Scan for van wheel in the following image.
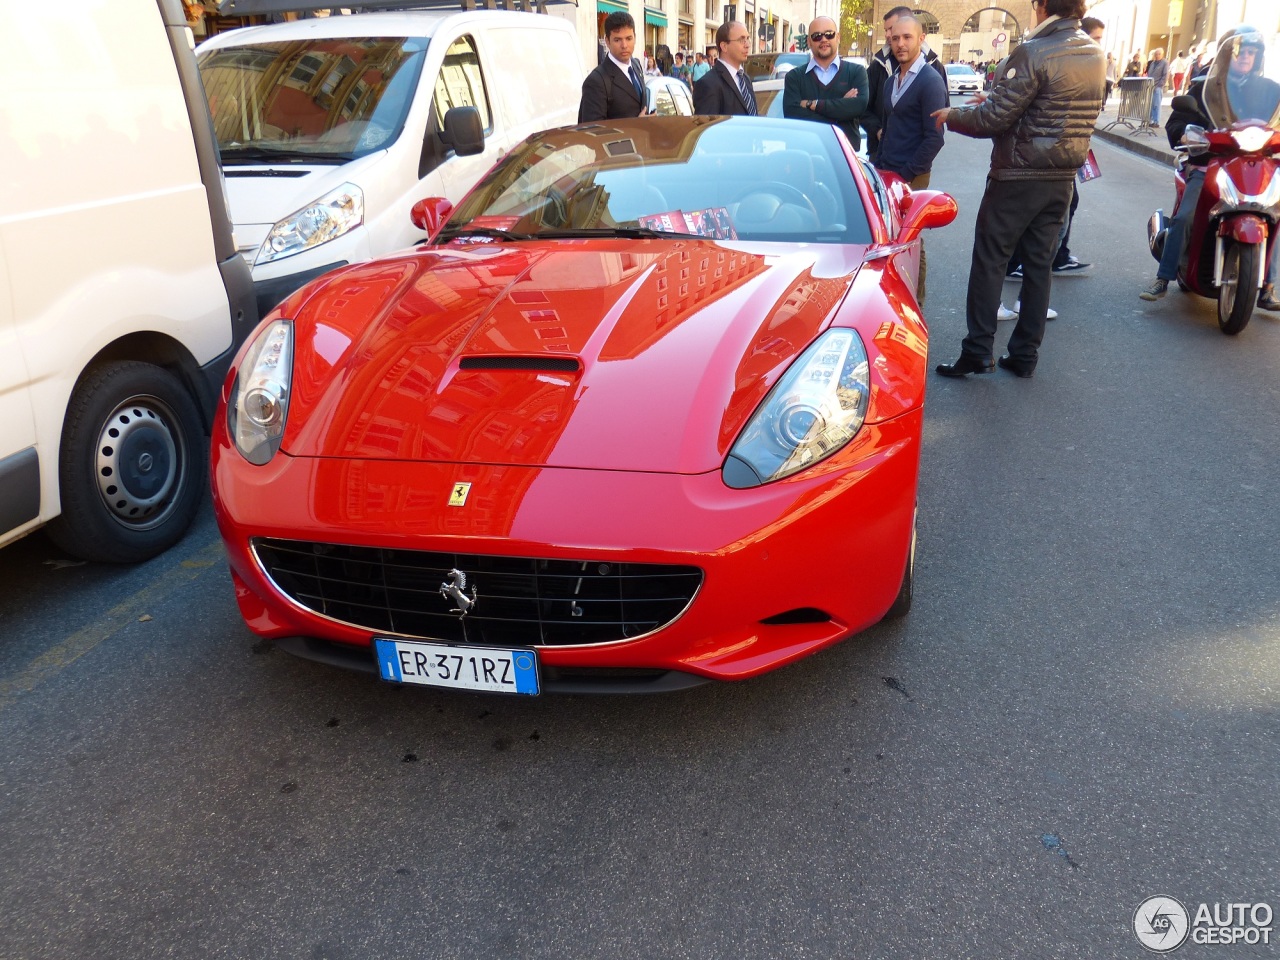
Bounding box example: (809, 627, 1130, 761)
(47, 361, 205, 563)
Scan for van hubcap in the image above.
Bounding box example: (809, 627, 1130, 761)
(94, 399, 183, 526)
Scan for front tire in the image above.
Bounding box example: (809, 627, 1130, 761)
(47, 361, 206, 563)
(884, 511, 916, 621)
(1218, 240, 1260, 335)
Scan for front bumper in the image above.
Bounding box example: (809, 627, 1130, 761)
(212, 410, 922, 685)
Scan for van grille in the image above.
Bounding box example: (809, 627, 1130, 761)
(252, 538, 703, 647)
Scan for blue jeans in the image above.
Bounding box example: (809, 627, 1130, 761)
(1149, 88, 1162, 125)
(1158, 168, 1203, 281)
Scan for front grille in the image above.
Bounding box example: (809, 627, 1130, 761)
(252, 538, 703, 647)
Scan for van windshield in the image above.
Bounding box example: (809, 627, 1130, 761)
(198, 37, 428, 163)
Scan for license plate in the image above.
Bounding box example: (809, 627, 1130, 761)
(374, 638, 539, 695)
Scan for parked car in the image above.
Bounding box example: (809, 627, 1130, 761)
(0, 0, 256, 563)
(212, 116, 957, 695)
(196, 6, 585, 316)
(945, 62, 982, 96)
(743, 51, 809, 81)
(753, 77, 786, 117)
(647, 75, 694, 115)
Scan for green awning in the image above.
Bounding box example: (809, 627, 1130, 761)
(597, 0, 627, 10)
(644, 8, 666, 25)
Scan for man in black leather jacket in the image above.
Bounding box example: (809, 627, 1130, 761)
(931, 0, 1104, 378)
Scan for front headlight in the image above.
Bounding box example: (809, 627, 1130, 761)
(1231, 127, 1274, 154)
(723, 328, 870, 489)
(229, 319, 293, 465)
(256, 183, 363, 265)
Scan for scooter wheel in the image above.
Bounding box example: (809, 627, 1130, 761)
(1218, 240, 1260, 335)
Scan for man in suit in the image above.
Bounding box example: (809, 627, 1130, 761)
(782, 16, 869, 149)
(694, 21, 758, 116)
(578, 12, 649, 123)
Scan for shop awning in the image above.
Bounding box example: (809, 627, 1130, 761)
(644, 8, 666, 26)
(597, 0, 627, 11)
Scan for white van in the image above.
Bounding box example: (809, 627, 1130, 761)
(196, 3, 585, 313)
(0, 0, 257, 563)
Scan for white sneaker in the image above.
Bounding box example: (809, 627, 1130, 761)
(996, 302, 1018, 321)
(1013, 299, 1058, 320)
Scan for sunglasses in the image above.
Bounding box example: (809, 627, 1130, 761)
(809, 30, 837, 41)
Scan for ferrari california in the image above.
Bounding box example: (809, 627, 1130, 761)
(211, 116, 956, 695)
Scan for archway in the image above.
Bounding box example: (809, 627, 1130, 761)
(960, 7, 1023, 64)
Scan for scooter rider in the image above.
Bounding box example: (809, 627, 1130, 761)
(1140, 27, 1280, 307)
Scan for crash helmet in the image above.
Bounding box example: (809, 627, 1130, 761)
(1203, 26, 1279, 129)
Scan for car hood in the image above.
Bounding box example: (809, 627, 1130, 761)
(278, 239, 900, 473)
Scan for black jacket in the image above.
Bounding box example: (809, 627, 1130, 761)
(579, 58, 646, 123)
(694, 60, 757, 115)
(945, 17, 1104, 181)
(782, 60, 870, 149)
(863, 44, 946, 154)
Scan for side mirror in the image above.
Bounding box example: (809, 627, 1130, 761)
(1183, 123, 1210, 156)
(410, 197, 453, 238)
(897, 190, 958, 244)
(441, 106, 485, 157)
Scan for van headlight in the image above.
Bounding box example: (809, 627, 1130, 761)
(229, 319, 293, 465)
(256, 183, 363, 264)
(722, 328, 870, 488)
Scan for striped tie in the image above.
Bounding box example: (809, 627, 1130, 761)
(736, 69, 757, 115)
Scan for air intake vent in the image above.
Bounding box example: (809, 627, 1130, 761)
(251, 539, 703, 647)
(759, 608, 832, 625)
(459, 356, 580, 372)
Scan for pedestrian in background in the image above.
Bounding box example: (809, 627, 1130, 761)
(1145, 48, 1167, 127)
(578, 12, 649, 122)
(1124, 53, 1141, 77)
(691, 51, 710, 81)
(783, 17, 869, 149)
(694, 21, 757, 116)
(1170, 49, 1189, 92)
(1104, 53, 1116, 102)
(931, 0, 1104, 380)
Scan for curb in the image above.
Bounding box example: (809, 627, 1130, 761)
(1092, 124, 1177, 167)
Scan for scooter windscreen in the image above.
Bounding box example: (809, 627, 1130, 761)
(1203, 28, 1280, 130)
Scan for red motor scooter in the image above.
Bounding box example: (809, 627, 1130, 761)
(1148, 110, 1280, 334)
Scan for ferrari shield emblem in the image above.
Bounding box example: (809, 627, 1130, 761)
(448, 482, 471, 507)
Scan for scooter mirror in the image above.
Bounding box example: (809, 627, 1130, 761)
(1183, 124, 1210, 156)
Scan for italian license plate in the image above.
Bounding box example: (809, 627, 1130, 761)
(373, 638, 539, 695)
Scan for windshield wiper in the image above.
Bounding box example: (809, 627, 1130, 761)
(533, 227, 695, 240)
(219, 145, 350, 164)
(435, 226, 535, 243)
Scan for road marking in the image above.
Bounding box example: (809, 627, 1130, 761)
(0, 539, 226, 713)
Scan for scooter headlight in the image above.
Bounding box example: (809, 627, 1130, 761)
(1231, 127, 1274, 153)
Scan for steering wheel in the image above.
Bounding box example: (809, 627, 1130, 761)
(733, 183, 819, 219)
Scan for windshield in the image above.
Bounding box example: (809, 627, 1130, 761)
(744, 52, 808, 80)
(947, 64, 978, 75)
(443, 116, 872, 245)
(198, 37, 428, 162)
(1203, 31, 1280, 130)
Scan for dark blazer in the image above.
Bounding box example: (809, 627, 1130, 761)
(863, 45, 947, 156)
(579, 57, 646, 123)
(694, 60, 757, 115)
(872, 59, 948, 181)
(782, 59, 870, 149)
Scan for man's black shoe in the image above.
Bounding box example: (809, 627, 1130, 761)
(1259, 284, 1280, 312)
(997, 354, 1036, 378)
(935, 355, 995, 378)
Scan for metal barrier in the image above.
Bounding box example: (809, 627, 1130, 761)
(1102, 77, 1157, 136)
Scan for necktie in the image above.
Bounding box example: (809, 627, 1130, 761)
(631, 64, 644, 101)
(736, 69, 757, 115)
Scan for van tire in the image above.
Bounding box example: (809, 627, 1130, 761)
(47, 362, 206, 563)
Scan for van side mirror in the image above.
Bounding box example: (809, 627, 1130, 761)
(896, 191, 958, 245)
(441, 106, 485, 157)
(411, 197, 454, 238)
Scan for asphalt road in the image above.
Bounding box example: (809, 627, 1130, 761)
(1, 131, 1277, 960)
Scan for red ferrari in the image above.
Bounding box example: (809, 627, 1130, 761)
(211, 116, 956, 695)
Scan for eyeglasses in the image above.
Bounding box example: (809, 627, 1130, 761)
(809, 30, 837, 41)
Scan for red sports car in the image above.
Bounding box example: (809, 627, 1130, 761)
(211, 116, 956, 695)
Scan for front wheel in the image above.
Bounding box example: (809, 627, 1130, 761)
(883, 511, 916, 621)
(1218, 240, 1261, 335)
(47, 361, 206, 563)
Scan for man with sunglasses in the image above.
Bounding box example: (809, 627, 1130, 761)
(782, 18, 869, 150)
(694, 21, 758, 116)
(863, 4, 946, 163)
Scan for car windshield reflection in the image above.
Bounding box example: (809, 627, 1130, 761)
(444, 116, 873, 245)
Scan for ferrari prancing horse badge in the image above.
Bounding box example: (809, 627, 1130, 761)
(448, 482, 471, 507)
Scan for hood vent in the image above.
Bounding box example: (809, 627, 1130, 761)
(459, 356, 580, 372)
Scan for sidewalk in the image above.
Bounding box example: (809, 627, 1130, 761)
(1093, 99, 1178, 166)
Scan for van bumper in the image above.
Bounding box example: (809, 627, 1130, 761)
(253, 260, 348, 317)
